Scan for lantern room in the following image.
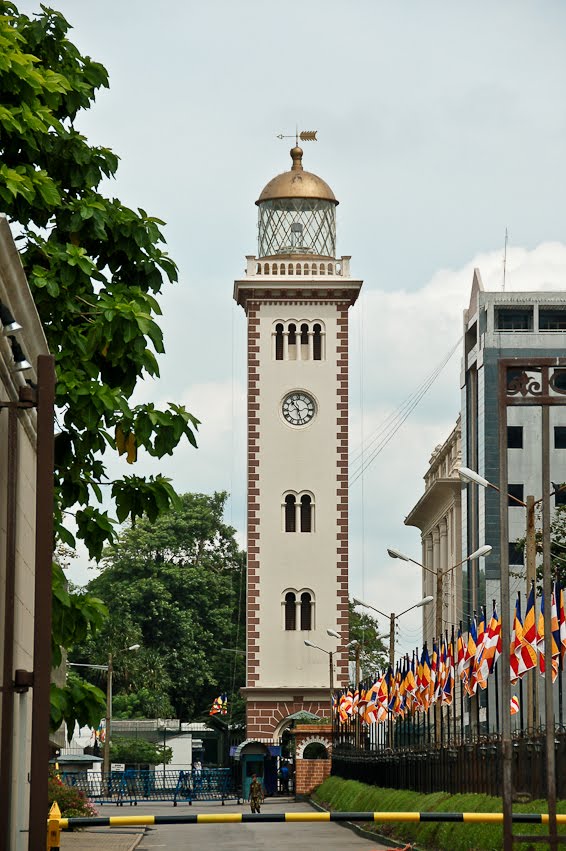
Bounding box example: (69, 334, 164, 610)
(256, 146, 338, 260)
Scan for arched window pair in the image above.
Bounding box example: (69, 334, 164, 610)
(283, 590, 314, 631)
(274, 321, 324, 361)
(283, 492, 314, 532)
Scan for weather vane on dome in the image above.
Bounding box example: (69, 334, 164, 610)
(276, 129, 318, 144)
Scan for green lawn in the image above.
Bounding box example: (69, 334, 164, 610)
(312, 776, 566, 851)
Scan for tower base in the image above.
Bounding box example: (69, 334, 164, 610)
(241, 687, 331, 739)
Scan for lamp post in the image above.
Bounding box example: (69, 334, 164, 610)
(387, 544, 492, 647)
(351, 596, 433, 668)
(304, 628, 354, 720)
(69, 646, 141, 778)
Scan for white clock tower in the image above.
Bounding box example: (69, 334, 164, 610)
(234, 145, 363, 740)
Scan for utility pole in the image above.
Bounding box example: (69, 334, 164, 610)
(389, 613, 395, 669)
(103, 653, 113, 779)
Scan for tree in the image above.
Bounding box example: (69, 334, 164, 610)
(0, 2, 199, 560)
(50, 558, 107, 736)
(72, 493, 247, 722)
(109, 738, 172, 767)
(349, 601, 388, 680)
(0, 2, 199, 732)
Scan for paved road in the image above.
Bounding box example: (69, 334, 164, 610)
(91, 799, 392, 851)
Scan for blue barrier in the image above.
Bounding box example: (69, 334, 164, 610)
(61, 768, 240, 806)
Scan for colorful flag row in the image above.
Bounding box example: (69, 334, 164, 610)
(334, 582, 566, 725)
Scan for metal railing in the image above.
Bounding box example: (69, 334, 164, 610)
(60, 768, 239, 806)
(332, 732, 566, 800)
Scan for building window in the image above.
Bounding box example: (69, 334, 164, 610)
(288, 323, 297, 357)
(284, 592, 296, 630)
(275, 324, 284, 360)
(555, 427, 566, 449)
(555, 484, 566, 507)
(495, 307, 533, 331)
(313, 323, 322, 360)
(285, 495, 296, 532)
(272, 321, 325, 361)
(539, 308, 566, 330)
(300, 592, 312, 630)
(508, 484, 524, 506)
(507, 426, 523, 448)
(508, 542, 524, 566)
(300, 495, 312, 532)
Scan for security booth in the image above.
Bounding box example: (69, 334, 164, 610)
(232, 740, 281, 800)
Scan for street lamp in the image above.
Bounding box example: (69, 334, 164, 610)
(352, 596, 433, 668)
(387, 544, 492, 644)
(304, 632, 347, 717)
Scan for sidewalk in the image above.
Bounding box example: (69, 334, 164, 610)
(60, 827, 145, 850)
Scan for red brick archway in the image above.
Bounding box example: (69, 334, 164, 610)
(292, 724, 332, 796)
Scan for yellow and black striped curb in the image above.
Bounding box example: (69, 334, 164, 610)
(57, 811, 566, 829)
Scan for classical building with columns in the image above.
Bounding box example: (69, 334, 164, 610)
(405, 418, 462, 647)
(234, 145, 362, 740)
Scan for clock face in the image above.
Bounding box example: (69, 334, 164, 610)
(282, 392, 316, 426)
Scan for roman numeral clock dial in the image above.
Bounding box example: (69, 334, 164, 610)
(282, 391, 316, 426)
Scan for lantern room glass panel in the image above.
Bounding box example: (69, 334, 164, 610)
(257, 198, 336, 259)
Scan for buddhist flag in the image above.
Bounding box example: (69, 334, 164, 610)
(523, 584, 537, 648)
(478, 606, 501, 689)
(209, 694, 228, 715)
(456, 627, 466, 681)
(515, 595, 537, 680)
(510, 695, 520, 716)
(538, 593, 559, 681)
(560, 585, 566, 662)
(442, 638, 455, 706)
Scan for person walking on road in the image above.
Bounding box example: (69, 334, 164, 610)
(249, 773, 264, 813)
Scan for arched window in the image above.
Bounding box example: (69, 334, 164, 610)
(263, 263, 269, 275)
(300, 592, 312, 631)
(313, 324, 322, 361)
(285, 592, 296, 631)
(275, 324, 284, 360)
(303, 742, 328, 759)
(300, 323, 309, 346)
(285, 494, 296, 532)
(279, 263, 285, 275)
(300, 494, 312, 532)
(287, 323, 296, 359)
(288, 263, 294, 275)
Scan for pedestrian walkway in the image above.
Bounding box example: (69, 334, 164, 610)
(60, 828, 144, 850)
(57, 799, 395, 850)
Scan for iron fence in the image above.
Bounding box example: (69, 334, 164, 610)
(332, 732, 566, 800)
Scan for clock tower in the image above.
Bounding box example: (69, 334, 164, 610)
(234, 145, 363, 739)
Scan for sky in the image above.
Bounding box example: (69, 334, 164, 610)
(19, 0, 566, 656)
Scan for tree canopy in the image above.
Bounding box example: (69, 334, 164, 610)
(0, 2, 199, 559)
(72, 493, 246, 722)
(349, 601, 388, 680)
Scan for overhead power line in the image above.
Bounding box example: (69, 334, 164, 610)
(349, 337, 461, 488)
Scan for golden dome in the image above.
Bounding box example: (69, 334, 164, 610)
(256, 146, 338, 206)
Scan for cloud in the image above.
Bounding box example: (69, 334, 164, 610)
(348, 242, 566, 652)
